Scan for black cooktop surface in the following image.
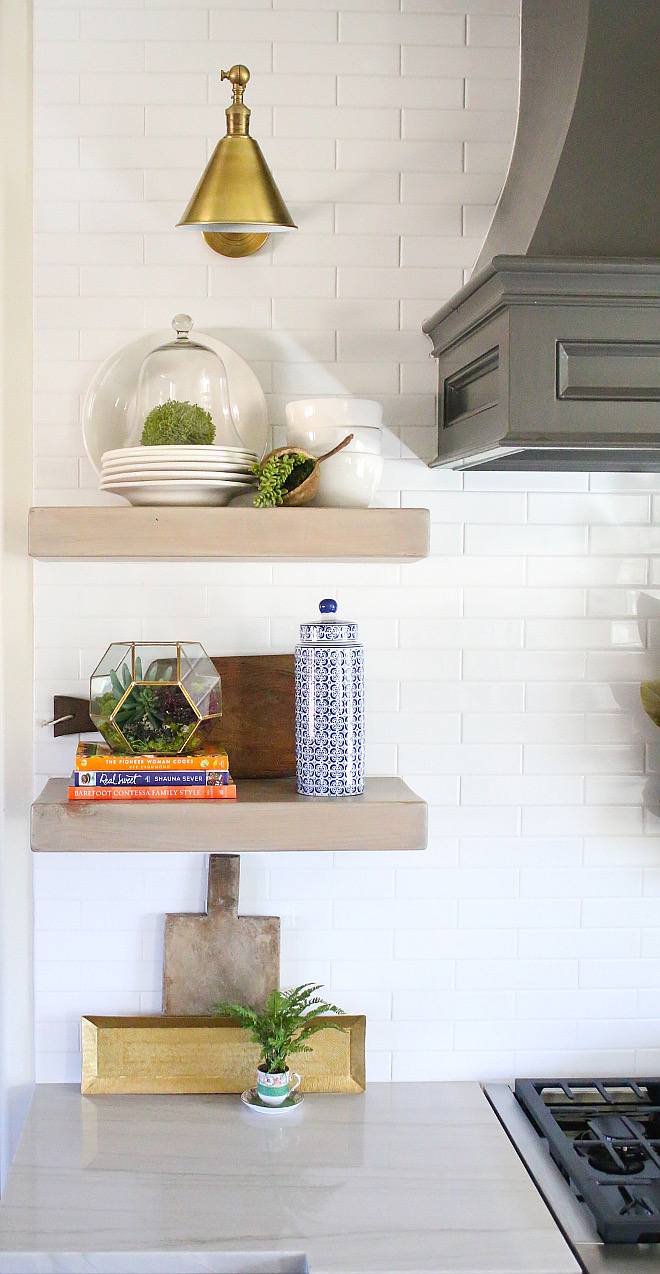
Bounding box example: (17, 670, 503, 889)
(515, 1078, 660, 1243)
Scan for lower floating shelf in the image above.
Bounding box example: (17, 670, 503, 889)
(31, 776, 428, 853)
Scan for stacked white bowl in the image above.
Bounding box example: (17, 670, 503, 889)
(285, 399, 383, 508)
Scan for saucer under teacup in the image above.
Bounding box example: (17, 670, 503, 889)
(241, 1087, 304, 1114)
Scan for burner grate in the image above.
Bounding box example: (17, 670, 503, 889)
(515, 1078, 660, 1243)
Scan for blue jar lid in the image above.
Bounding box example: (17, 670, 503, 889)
(299, 599, 358, 643)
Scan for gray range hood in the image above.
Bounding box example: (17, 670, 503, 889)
(423, 0, 660, 471)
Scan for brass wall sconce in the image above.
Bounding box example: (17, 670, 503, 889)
(177, 64, 297, 258)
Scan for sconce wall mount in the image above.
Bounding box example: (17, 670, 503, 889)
(178, 65, 297, 258)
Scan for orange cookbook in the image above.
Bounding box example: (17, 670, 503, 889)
(68, 783, 237, 801)
(75, 742, 229, 772)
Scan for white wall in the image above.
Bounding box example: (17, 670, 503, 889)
(33, 0, 660, 1084)
(1, 0, 34, 1186)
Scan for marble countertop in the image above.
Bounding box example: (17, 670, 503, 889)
(0, 1082, 579, 1274)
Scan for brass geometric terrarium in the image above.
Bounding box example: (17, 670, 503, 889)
(89, 642, 222, 755)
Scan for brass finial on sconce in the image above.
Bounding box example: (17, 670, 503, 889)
(177, 63, 297, 258)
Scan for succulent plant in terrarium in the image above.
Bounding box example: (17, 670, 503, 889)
(89, 642, 222, 755)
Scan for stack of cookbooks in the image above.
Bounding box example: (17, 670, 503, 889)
(68, 743, 237, 800)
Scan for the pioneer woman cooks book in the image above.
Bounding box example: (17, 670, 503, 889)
(75, 742, 229, 771)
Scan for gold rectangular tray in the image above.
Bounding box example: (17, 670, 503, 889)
(81, 1014, 365, 1096)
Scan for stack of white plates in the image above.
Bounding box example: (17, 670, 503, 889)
(99, 445, 258, 507)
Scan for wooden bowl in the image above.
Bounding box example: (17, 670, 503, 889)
(257, 435, 354, 508)
(260, 446, 320, 507)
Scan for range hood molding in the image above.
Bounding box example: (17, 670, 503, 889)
(424, 0, 660, 472)
(424, 258, 660, 472)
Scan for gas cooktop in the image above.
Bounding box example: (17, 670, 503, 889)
(515, 1078, 660, 1245)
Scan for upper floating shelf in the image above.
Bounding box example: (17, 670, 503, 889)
(28, 507, 430, 561)
(31, 776, 428, 854)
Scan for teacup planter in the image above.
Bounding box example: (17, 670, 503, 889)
(215, 982, 345, 1115)
(256, 1065, 301, 1107)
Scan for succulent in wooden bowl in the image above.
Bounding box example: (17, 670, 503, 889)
(252, 435, 353, 508)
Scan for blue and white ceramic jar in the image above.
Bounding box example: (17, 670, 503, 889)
(295, 599, 364, 797)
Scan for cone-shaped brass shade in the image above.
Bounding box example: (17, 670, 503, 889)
(177, 64, 296, 257)
(178, 135, 296, 233)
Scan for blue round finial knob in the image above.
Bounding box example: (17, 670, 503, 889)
(319, 598, 337, 614)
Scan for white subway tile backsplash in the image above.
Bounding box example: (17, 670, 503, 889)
(591, 527, 660, 555)
(528, 556, 648, 587)
(522, 806, 644, 836)
(337, 139, 464, 173)
(273, 42, 399, 76)
(402, 108, 516, 142)
(80, 72, 207, 105)
(401, 170, 505, 203)
(81, 8, 208, 41)
(32, 0, 660, 1085)
(399, 234, 483, 268)
(464, 77, 518, 109)
(401, 617, 523, 647)
(339, 12, 466, 44)
(274, 106, 400, 140)
(519, 930, 641, 959)
(338, 75, 464, 110)
(330, 958, 454, 991)
(402, 0, 518, 10)
(456, 958, 578, 989)
(34, 103, 145, 138)
(35, 38, 145, 73)
(529, 493, 651, 525)
(401, 43, 519, 79)
(276, 235, 399, 268)
(34, 9, 80, 39)
(464, 139, 516, 171)
(146, 41, 271, 75)
(466, 14, 520, 44)
(211, 11, 337, 42)
(79, 136, 207, 169)
(466, 524, 589, 555)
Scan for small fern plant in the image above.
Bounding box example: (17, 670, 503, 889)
(214, 982, 345, 1074)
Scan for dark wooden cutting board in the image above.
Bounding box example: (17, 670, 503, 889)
(53, 652, 295, 779)
(209, 653, 295, 779)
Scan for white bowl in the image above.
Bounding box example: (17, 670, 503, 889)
(315, 451, 384, 508)
(286, 421, 382, 456)
(285, 397, 383, 430)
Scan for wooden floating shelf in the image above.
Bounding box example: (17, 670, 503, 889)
(28, 506, 430, 561)
(31, 776, 428, 853)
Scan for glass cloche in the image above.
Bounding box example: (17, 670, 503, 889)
(125, 314, 243, 448)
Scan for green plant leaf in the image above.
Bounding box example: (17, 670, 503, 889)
(109, 669, 124, 700)
(213, 982, 346, 1073)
